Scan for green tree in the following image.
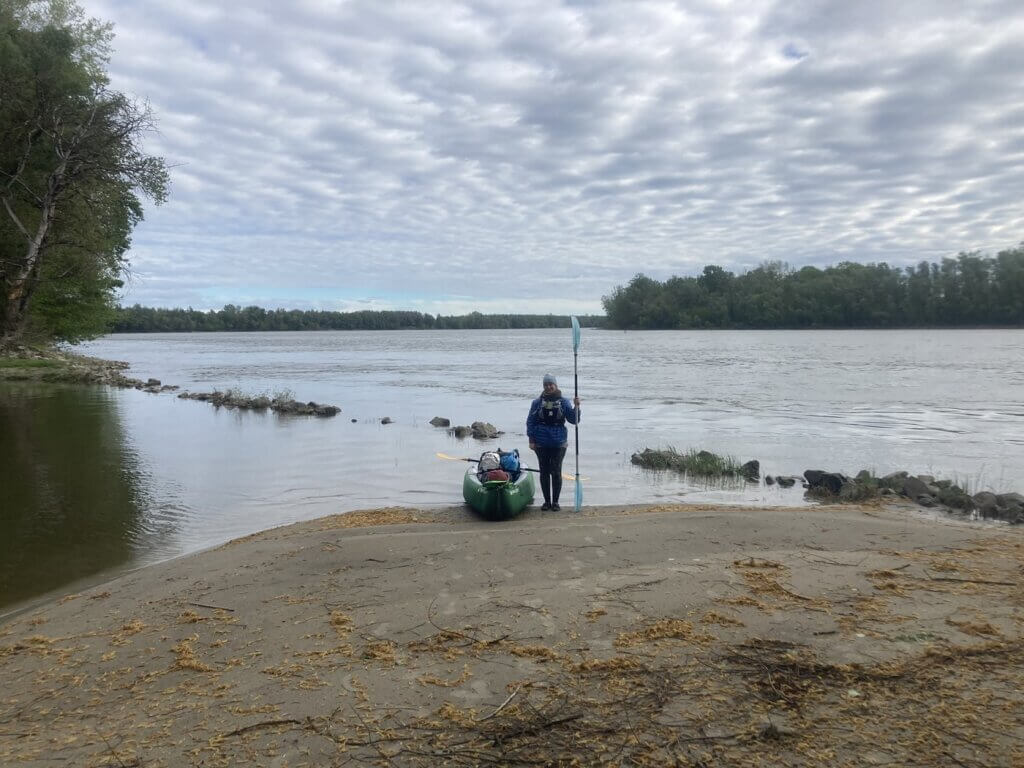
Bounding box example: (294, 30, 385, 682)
(601, 249, 1023, 330)
(992, 245, 1024, 324)
(0, 0, 168, 345)
(601, 274, 664, 329)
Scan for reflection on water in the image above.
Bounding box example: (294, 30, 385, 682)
(0, 384, 159, 610)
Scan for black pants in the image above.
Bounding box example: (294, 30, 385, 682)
(534, 445, 567, 504)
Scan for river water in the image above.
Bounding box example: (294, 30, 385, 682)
(2, 328, 1021, 611)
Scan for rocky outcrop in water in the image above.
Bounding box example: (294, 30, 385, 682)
(802, 468, 1023, 524)
(429, 417, 450, 427)
(448, 421, 503, 439)
(177, 390, 340, 417)
(631, 448, 759, 480)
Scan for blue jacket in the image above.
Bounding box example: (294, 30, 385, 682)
(527, 395, 579, 447)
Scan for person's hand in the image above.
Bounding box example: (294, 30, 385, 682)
(529, 441, 536, 451)
(573, 396, 581, 407)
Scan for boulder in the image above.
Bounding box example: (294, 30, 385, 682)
(740, 460, 760, 481)
(776, 476, 797, 488)
(764, 475, 776, 486)
(804, 470, 848, 495)
(804, 469, 827, 487)
(943, 493, 974, 511)
(901, 476, 933, 500)
(429, 417, 450, 427)
(878, 471, 908, 491)
(996, 492, 1024, 507)
(380, 416, 392, 424)
(450, 426, 472, 438)
(970, 492, 996, 513)
(936, 485, 974, 511)
(471, 421, 501, 439)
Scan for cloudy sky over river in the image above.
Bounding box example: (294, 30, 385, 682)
(83, 0, 1024, 314)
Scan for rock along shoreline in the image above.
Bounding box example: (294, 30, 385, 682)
(0, 344, 342, 417)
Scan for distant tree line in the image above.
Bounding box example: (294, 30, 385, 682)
(602, 247, 1024, 329)
(111, 305, 606, 333)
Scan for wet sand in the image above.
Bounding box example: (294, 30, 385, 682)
(1, 502, 1021, 767)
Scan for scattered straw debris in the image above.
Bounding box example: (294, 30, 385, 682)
(734, 557, 786, 569)
(172, 636, 216, 673)
(318, 507, 446, 530)
(362, 640, 397, 663)
(716, 594, 769, 610)
(109, 618, 148, 646)
(507, 644, 562, 661)
(946, 618, 1003, 637)
(701, 610, 746, 627)
(615, 618, 709, 648)
(575, 657, 645, 673)
(329, 611, 352, 640)
(418, 666, 473, 687)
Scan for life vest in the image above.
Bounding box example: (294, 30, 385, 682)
(538, 396, 565, 426)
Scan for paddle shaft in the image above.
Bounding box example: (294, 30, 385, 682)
(573, 349, 579, 474)
(570, 316, 583, 511)
(444, 456, 545, 475)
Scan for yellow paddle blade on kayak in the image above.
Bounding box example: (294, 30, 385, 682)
(436, 452, 471, 462)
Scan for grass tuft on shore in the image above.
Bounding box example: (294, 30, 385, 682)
(0, 358, 62, 368)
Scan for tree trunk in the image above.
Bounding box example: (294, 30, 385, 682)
(1, 162, 64, 346)
(1, 197, 58, 346)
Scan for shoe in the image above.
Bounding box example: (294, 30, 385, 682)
(540, 502, 551, 511)
(551, 503, 560, 511)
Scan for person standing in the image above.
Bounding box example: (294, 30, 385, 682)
(527, 374, 580, 511)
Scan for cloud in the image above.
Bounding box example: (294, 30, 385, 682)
(80, 0, 1024, 312)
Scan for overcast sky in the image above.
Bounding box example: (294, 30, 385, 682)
(82, 0, 1024, 315)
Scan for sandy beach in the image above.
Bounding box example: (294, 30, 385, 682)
(1, 501, 1021, 767)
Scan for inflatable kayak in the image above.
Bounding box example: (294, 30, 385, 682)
(463, 465, 536, 521)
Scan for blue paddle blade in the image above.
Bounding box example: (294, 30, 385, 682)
(571, 315, 581, 351)
(574, 478, 583, 512)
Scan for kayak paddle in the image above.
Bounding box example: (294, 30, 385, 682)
(571, 315, 582, 512)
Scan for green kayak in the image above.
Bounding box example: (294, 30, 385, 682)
(463, 465, 536, 521)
